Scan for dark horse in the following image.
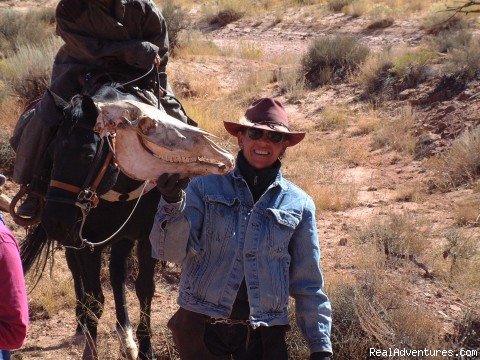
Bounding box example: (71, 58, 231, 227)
(22, 85, 162, 360)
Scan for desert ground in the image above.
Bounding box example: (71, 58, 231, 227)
(0, 0, 479, 359)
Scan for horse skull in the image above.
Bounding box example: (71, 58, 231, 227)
(94, 100, 235, 180)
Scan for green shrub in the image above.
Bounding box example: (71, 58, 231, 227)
(0, 9, 55, 55)
(301, 35, 369, 87)
(160, 0, 189, 52)
(0, 36, 63, 104)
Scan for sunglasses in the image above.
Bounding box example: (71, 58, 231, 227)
(246, 128, 285, 144)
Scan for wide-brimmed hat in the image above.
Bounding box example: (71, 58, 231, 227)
(223, 98, 306, 146)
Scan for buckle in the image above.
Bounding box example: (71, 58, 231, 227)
(78, 188, 96, 202)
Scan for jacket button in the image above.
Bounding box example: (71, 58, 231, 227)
(247, 201, 253, 207)
(245, 252, 255, 258)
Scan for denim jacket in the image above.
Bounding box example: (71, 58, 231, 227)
(149, 167, 332, 354)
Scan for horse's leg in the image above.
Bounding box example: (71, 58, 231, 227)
(109, 239, 138, 360)
(65, 248, 87, 338)
(76, 249, 104, 360)
(135, 239, 158, 360)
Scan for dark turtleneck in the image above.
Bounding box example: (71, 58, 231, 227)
(236, 151, 281, 203)
(230, 151, 281, 320)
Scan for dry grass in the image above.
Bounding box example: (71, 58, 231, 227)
(326, 263, 443, 359)
(394, 182, 425, 203)
(180, 98, 243, 141)
(426, 126, 480, 191)
(230, 68, 275, 106)
(351, 110, 380, 136)
(175, 30, 223, 58)
(0, 36, 63, 104)
(283, 135, 361, 211)
(317, 105, 350, 132)
(371, 105, 416, 154)
(233, 40, 264, 60)
(27, 258, 76, 320)
(454, 198, 480, 226)
(0, 9, 55, 55)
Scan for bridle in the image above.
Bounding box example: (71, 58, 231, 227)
(46, 127, 149, 251)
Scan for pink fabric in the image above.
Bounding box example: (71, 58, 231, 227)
(0, 222, 28, 350)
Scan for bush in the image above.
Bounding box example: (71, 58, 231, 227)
(301, 35, 369, 87)
(357, 212, 428, 256)
(0, 129, 14, 174)
(160, 0, 189, 52)
(327, 0, 354, 12)
(0, 9, 55, 55)
(203, 1, 245, 26)
(328, 270, 443, 358)
(422, 2, 468, 35)
(428, 29, 472, 53)
(445, 38, 480, 81)
(0, 36, 63, 104)
(358, 48, 436, 99)
(426, 126, 480, 191)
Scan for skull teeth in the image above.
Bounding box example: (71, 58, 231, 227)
(151, 153, 222, 166)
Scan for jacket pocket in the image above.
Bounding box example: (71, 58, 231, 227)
(205, 195, 240, 242)
(266, 208, 300, 253)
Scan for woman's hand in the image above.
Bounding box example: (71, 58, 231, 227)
(156, 173, 190, 203)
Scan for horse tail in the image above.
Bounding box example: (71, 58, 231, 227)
(20, 225, 54, 288)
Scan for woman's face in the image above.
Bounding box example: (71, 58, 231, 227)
(237, 128, 289, 170)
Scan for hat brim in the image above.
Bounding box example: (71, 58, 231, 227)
(223, 121, 305, 147)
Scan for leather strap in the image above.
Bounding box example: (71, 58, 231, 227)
(50, 180, 81, 194)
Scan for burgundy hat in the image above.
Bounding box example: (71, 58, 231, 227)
(223, 98, 306, 146)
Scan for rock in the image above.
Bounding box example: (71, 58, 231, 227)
(450, 304, 462, 312)
(338, 238, 348, 246)
(398, 88, 417, 100)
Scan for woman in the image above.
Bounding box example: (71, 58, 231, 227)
(150, 98, 332, 359)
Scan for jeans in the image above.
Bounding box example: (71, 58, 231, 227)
(0, 350, 11, 360)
